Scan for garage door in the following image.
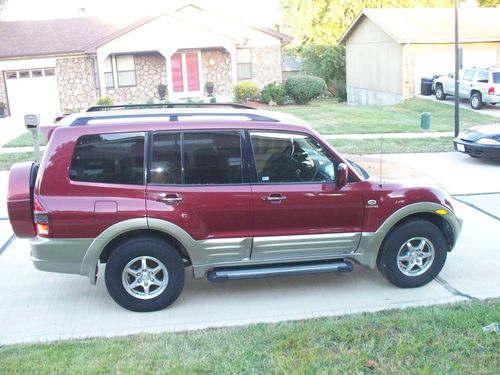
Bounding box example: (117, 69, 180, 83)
(5, 68, 61, 120)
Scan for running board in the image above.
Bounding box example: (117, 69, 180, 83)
(207, 260, 353, 283)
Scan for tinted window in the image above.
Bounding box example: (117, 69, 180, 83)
(70, 132, 145, 184)
(151, 132, 182, 184)
(477, 71, 489, 83)
(462, 70, 475, 81)
(183, 132, 242, 184)
(493, 72, 500, 84)
(250, 131, 337, 183)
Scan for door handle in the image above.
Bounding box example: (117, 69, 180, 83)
(156, 193, 183, 204)
(261, 194, 287, 202)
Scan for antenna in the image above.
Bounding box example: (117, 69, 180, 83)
(379, 135, 383, 187)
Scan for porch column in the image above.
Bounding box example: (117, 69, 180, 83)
(96, 52, 109, 98)
(159, 48, 178, 100)
(224, 44, 238, 96)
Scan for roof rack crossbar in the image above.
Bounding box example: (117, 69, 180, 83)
(85, 103, 257, 112)
(70, 112, 279, 125)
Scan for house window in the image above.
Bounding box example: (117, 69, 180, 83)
(116, 55, 136, 87)
(44, 68, 55, 76)
(236, 48, 252, 80)
(6, 71, 17, 79)
(103, 57, 114, 89)
(19, 70, 30, 78)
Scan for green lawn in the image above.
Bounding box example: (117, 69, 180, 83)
(3, 130, 47, 148)
(272, 98, 497, 134)
(0, 152, 37, 171)
(1, 299, 498, 374)
(330, 137, 454, 155)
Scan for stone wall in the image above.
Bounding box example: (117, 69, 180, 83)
(107, 52, 166, 103)
(201, 49, 232, 95)
(57, 57, 97, 111)
(251, 46, 282, 87)
(0, 72, 9, 116)
(402, 45, 416, 100)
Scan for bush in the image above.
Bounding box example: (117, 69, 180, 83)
(260, 82, 286, 105)
(96, 96, 113, 106)
(233, 81, 259, 103)
(285, 75, 326, 104)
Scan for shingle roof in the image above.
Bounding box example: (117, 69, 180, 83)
(0, 17, 130, 58)
(339, 7, 500, 45)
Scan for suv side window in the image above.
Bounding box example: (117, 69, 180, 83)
(462, 70, 475, 81)
(150, 132, 182, 184)
(70, 132, 145, 185)
(184, 132, 243, 184)
(476, 71, 489, 83)
(250, 131, 337, 183)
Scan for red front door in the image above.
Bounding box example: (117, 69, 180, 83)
(171, 52, 200, 93)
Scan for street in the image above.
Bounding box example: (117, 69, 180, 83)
(0, 151, 499, 345)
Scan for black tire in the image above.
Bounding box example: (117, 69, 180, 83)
(377, 219, 448, 288)
(435, 84, 446, 100)
(470, 92, 483, 110)
(105, 236, 185, 312)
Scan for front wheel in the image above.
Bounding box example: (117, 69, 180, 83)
(470, 92, 483, 110)
(105, 237, 185, 312)
(377, 219, 448, 288)
(435, 84, 446, 100)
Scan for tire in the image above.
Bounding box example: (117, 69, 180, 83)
(470, 92, 483, 110)
(105, 236, 185, 312)
(435, 84, 446, 100)
(377, 219, 448, 288)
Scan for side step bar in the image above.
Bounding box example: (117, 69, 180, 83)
(207, 260, 353, 283)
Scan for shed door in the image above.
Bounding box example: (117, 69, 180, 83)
(5, 68, 61, 119)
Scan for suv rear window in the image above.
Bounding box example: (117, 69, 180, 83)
(493, 72, 500, 84)
(70, 132, 145, 185)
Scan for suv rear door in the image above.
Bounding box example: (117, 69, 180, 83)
(145, 130, 253, 262)
(248, 131, 365, 261)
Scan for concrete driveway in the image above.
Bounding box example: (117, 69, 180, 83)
(417, 94, 500, 118)
(0, 152, 499, 345)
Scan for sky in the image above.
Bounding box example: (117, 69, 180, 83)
(1, 0, 280, 27)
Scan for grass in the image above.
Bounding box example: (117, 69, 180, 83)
(3, 131, 47, 148)
(0, 152, 37, 171)
(272, 98, 497, 134)
(0, 299, 498, 374)
(329, 137, 455, 155)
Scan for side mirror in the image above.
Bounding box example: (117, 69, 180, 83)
(337, 163, 348, 187)
(447, 73, 454, 78)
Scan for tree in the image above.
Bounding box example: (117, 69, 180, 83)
(279, 0, 455, 47)
(0, 0, 8, 15)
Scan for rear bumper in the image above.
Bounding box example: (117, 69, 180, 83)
(482, 94, 500, 104)
(31, 237, 93, 275)
(454, 138, 500, 159)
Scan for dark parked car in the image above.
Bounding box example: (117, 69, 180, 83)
(7, 103, 462, 312)
(454, 123, 500, 158)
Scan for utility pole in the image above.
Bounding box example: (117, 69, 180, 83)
(454, 0, 460, 138)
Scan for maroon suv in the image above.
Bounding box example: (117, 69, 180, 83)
(7, 104, 462, 312)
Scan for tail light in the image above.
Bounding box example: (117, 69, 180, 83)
(488, 87, 495, 95)
(33, 196, 49, 236)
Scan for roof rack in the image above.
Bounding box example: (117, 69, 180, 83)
(85, 102, 256, 112)
(69, 112, 279, 126)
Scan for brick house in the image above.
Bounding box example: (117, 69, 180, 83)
(0, 3, 291, 118)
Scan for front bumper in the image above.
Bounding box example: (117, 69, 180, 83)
(454, 138, 500, 159)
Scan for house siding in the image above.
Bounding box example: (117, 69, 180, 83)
(106, 52, 166, 103)
(57, 57, 96, 111)
(201, 49, 232, 95)
(251, 45, 282, 87)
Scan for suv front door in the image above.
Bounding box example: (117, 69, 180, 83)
(248, 131, 365, 261)
(146, 131, 253, 263)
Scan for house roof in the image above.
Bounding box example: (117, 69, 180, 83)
(338, 7, 500, 45)
(0, 4, 291, 59)
(0, 17, 130, 59)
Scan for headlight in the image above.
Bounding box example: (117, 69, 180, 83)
(475, 138, 500, 145)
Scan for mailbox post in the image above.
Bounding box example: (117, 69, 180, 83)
(24, 114, 41, 162)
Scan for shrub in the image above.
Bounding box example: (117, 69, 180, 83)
(233, 81, 259, 103)
(260, 82, 286, 105)
(285, 75, 326, 104)
(157, 84, 167, 99)
(96, 96, 113, 106)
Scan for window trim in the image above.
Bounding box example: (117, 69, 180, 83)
(116, 54, 137, 88)
(236, 48, 253, 81)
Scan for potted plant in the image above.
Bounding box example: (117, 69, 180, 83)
(205, 81, 215, 96)
(0, 102, 5, 117)
(157, 84, 167, 100)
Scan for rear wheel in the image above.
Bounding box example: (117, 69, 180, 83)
(377, 219, 448, 288)
(435, 84, 446, 100)
(470, 92, 483, 110)
(105, 237, 185, 312)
